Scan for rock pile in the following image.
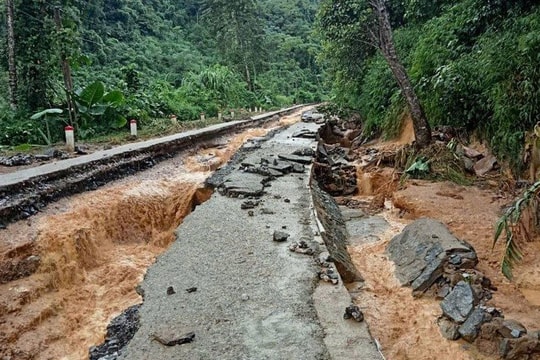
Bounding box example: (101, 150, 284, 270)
(387, 218, 540, 359)
(313, 141, 357, 196)
(89, 304, 141, 360)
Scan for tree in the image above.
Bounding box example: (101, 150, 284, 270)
(15, 0, 56, 111)
(319, 0, 432, 147)
(202, 0, 266, 91)
(5, 0, 17, 110)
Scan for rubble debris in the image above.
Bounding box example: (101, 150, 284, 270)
(186, 287, 197, 293)
(313, 162, 357, 196)
(499, 320, 527, 339)
(278, 154, 313, 164)
(292, 129, 317, 139)
(301, 110, 325, 123)
(385, 217, 540, 357)
(151, 331, 195, 347)
(458, 307, 488, 342)
(166, 286, 175, 295)
(319, 267, 339, 285)
(267, 158, 292, 170)
(474, 154, 498, 177)
(343, 305, 364, 322)
(89, 305, 141, 360)
(386, 218, 478, 293)
(241, 200, 261, 209)
(438, 317, 460, 340)
(0, 154, 34, 166)
(75, 145, 89, 155)
(313, 141, 357, 196)
(288, 241, 314, 255)
(273, 230, 290, 242)
(462, 146, 483, 159)
(440, 281, 476, 323)
(219, 173, 266, 197)
(292, 147, 315, 157)
(499, 334, 540, 359)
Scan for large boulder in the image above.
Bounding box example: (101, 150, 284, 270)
(386, 218, 477, 293)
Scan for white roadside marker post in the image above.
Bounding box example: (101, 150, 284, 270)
(130, 119, 137, 137)
(65, 125, 75, 152)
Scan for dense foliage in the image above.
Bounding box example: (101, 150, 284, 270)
(0, 0, 323, 145)
(318, 0, 540, 173)
(2, 0, 540, 173)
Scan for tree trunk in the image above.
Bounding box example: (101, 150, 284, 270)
(372, 0, 432, 147)
(6, 0, 18, 110)
(244, 62, 252, 92)
(54, 6, 76, 126)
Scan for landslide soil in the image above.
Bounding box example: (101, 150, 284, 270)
(0, 113, 300, 360)
(348, 120, 540, 359)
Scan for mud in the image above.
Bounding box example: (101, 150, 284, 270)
(311, 110, 540, 359)
(0, 122, 290, 360)
(348, 173, 540, 359)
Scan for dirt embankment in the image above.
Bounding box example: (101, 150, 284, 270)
(315, 112, 540, 359)
(350, 163, 540, 359)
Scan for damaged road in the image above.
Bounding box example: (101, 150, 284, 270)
(0, 106, 303, 226)
(113, 121, 382, 359)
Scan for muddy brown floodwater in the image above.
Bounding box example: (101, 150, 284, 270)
(0, 115, 298, 360)
(348, 136, 540, 359)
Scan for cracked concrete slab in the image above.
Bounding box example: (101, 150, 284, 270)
(120, 121, 382, 360)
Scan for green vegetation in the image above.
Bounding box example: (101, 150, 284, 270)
(317, 0, 539, 173)
(493, 180, 540, 279)
(0, 0, 323, 146)
(2, 0, 540, 172)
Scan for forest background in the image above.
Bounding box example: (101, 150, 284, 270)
(1, 0, 539, 174)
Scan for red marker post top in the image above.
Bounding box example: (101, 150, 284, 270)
(65, 125, 74, 131)
(130, 119, 137, 124)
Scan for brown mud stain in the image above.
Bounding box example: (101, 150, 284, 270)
(398, 113, 415, 145)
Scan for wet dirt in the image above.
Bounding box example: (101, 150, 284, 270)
(0, 120, 292, 360)
(348, 153, 540, 359)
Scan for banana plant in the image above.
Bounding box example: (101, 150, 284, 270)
(493, 180, 540, 279)
(72, 81, 127, 134)
(31, 108, 63, 145)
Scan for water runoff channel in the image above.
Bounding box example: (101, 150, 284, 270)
(0, 108, 331, 360)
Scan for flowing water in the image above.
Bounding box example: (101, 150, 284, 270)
(0, 121, 291, 360)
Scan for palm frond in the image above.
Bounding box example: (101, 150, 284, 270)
(494, 180, 540, 279)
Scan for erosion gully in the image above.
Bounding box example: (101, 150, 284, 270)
(0, 114, 299, 360)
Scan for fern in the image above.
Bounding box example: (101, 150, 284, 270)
(493, 181, 540, 279)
